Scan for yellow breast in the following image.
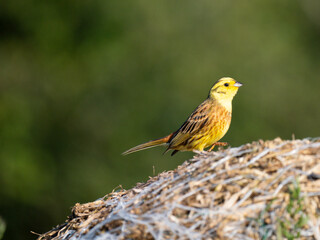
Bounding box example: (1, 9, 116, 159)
(182, 103, 231, 151)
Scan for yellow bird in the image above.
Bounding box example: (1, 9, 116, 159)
(123, 77, 242, 156)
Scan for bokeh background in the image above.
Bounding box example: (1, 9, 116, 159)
(0, 0, 320, 239)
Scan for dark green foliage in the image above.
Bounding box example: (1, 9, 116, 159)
(0, 217, 5, 240)
(0, 0, 319, 239)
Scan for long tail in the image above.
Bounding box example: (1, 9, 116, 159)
(122, 134, 173, 155)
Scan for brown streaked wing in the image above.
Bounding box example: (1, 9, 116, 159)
(169, 99, 214, 148)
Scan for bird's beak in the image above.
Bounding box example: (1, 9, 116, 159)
(234, 81, 243, 87)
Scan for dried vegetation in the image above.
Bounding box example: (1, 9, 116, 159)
(37, 138, 320, 239)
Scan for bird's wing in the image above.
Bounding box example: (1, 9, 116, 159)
(169, 100, 213, 147)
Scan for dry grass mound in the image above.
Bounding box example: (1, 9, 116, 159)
(37, 138, 320, 240)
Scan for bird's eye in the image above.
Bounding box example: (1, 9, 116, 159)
(224, 83, 229, 87)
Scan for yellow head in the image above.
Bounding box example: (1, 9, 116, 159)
(209, 77, 242, 111)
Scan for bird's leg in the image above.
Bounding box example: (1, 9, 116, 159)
(208, 144, 216, 152)
(208, 142, 229, 152)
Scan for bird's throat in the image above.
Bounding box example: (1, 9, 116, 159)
(216, 98, 232, 112)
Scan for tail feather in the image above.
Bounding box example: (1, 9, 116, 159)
(122, 134, 173, 155)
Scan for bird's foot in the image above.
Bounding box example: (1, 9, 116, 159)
(215, 142, 229, 147)
(208, 142, 229, 152)
(192, 150, 206, 155)
(191, 150, 211, 160)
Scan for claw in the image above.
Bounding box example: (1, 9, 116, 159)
(193, 150, 205, 155)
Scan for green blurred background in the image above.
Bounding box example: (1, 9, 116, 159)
(0, 0, 319, 239)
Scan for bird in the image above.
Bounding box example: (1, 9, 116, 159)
(122, 77, 242, 156)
